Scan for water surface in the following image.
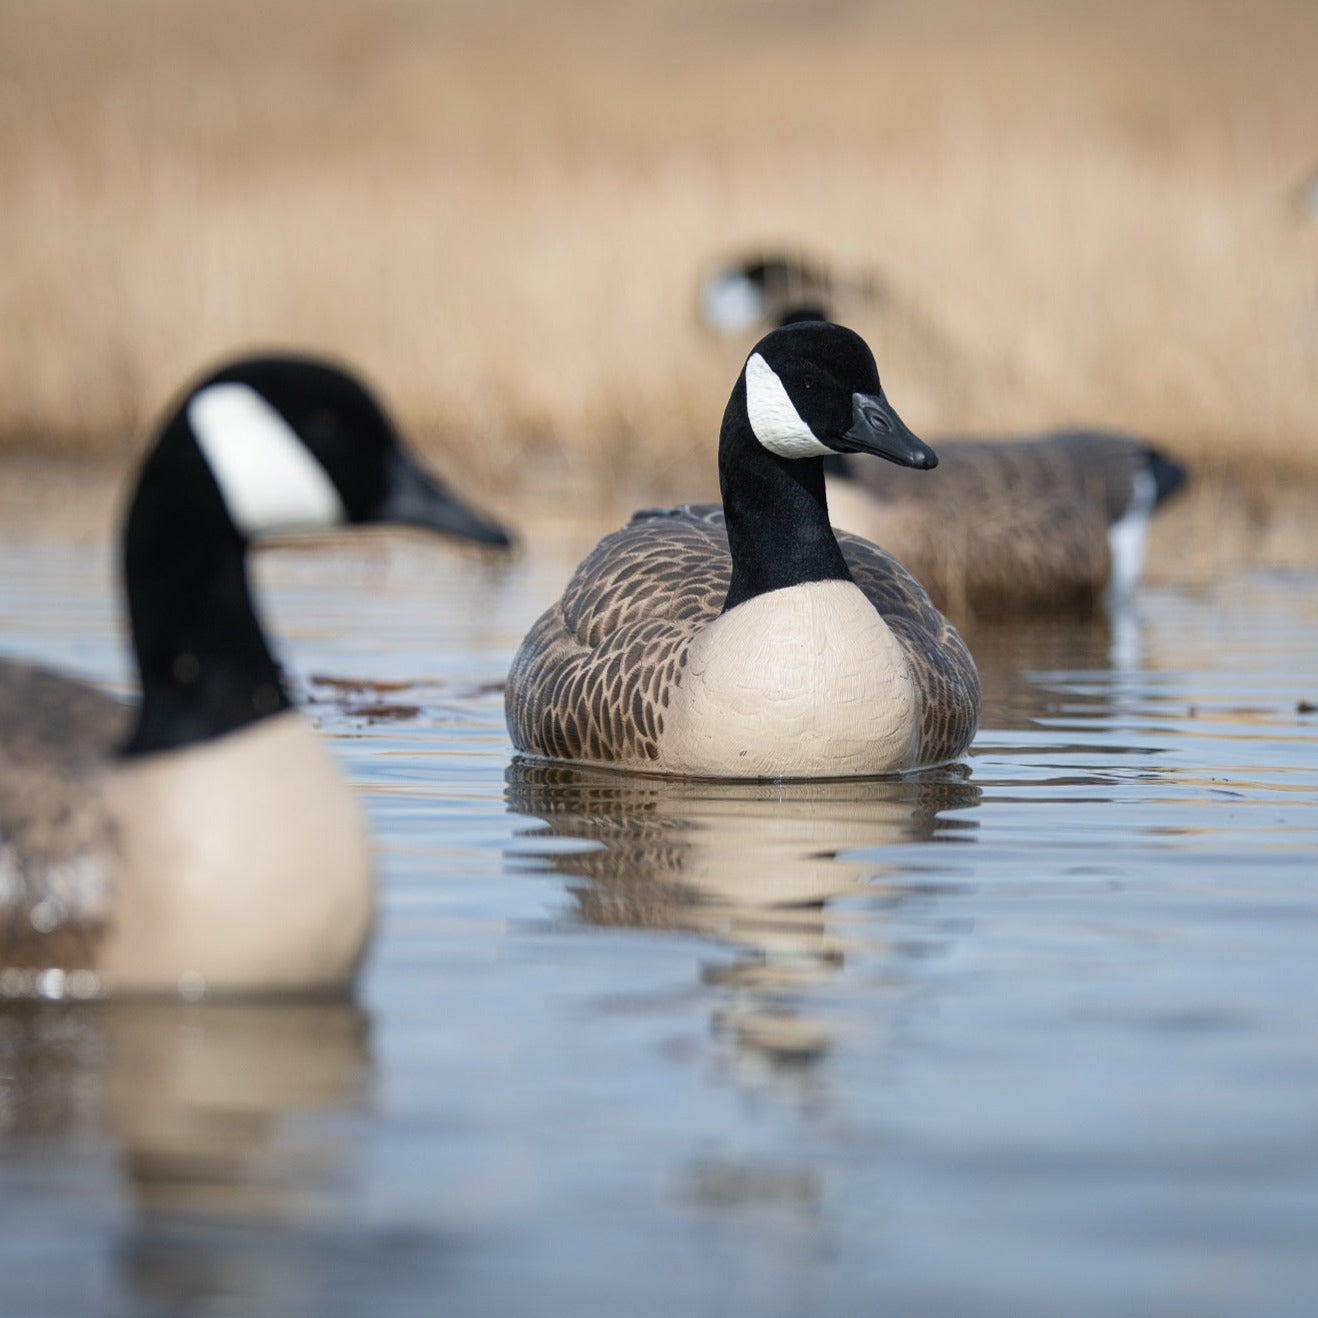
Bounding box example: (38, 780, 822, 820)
(1, 499, 1316, 1317)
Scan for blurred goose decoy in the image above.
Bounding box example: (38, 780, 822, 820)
(824, 428, 1187, 616)
(0, 355, 510, 997)
(506, 321, 979, 779)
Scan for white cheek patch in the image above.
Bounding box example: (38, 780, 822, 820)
(744, 353, 832, 459)
(188, 383, 347, 538)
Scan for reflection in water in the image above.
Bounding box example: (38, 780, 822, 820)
(0, 1003, 107, 1139)
(0, 1000, 371, 1311)
(508, 763, 980, 1072)
(966, 606, 1142, 730)
(104, 1001, 372, 1220)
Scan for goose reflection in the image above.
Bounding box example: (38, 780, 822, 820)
(507, 762, 980, 1071)
(103, 1000, 372, 1220)
(967, 607, 1146, 732)
(1, 999, 371, 1307)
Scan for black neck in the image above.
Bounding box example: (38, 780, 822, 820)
(119, 417, 291, 758)
(719, 377, 853, 613)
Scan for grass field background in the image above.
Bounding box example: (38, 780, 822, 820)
(2, 0, 1315, 500)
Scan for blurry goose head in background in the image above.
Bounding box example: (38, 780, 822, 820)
(699, 250, 883, 336)
(123, 354, 511, 755)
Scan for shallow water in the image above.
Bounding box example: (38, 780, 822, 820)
(1, 506, 1317, 1317)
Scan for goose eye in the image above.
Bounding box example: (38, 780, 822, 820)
(858, 401, 891, 433)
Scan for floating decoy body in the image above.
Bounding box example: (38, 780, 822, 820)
(0, 357, 509, 996)
(824, 430, 1187, 616)
(506, 322, 979, 779)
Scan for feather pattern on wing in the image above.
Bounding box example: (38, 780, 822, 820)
(0, 661, 129, 968)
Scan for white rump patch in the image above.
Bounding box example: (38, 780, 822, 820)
(744, 353, 831, 459)
(1106, 466, 1157, 603)
(188, 383, 346, 538)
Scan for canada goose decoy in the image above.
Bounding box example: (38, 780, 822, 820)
(824, 429, 1187, 617)
(0, 355, 510, 997)
(506, 322, 980, 779)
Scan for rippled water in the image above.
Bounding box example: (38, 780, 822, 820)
(1, 503, 1316, 1317)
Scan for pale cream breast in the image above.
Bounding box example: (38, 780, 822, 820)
(656, 580, 921, 778)
(99, 712, 373, 994)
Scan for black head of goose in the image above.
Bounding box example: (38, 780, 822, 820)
(0, 354, 510, 999)
(506, 321, 980, 779)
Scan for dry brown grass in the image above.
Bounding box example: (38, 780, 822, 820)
(2, 0, 1316, 500)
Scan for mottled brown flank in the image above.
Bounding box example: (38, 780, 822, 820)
(835, 434, 1151, 616)
(507, 508, 727, 766)
(505, 505, 980, 770)
(0, 661, 129, 968)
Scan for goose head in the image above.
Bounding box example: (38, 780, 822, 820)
(717, 322, 934, 611)
(180, 355, 511, 547)
(737, 320, 937, 471)
(121, 354, 510, 757)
